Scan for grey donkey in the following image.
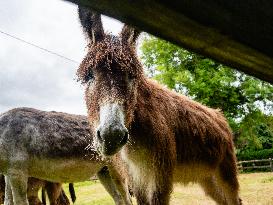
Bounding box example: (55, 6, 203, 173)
(0, 108, 132, 205)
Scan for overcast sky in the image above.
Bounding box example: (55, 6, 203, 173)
(0, 0, 124, 115)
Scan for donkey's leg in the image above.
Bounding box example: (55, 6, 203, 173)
(0, 174, 6, 204)
(134, 172, 172, 205)
(57, 189, 70, 205)
(27, 178, 44, 205)
(199, 176, 227, 205)
(97, 166, 123, 205)
(98, 166, 132, 205)
(134, 187, 149, 205)
(135, 179, 172, 205)
(150, 179, 172, 205)
(4, 176, 14, 205)
(108, 166, 133, 205)
(150, 164, 174, 205)
(8, 172, 29, 205)
(45, 182, 70, 205)
(216, 173, 241, 205)
(45, 182, 67, 205)
(216, 154, 242, 205)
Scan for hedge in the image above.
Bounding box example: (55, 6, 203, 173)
(236, 149, 273, 161)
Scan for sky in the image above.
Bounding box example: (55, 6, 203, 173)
(0, 0, 124, 115)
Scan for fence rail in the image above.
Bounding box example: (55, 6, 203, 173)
(237, 158, 273, 172)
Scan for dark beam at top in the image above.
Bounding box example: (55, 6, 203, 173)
(67, 0, 273, 84)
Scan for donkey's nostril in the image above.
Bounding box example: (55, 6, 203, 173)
(97, 130, 103, 142)
(120, 131, 129, 145)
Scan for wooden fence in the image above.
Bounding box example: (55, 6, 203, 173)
(237, 158, 273, 172)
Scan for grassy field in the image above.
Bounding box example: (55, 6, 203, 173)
(60, 172, 273, 205)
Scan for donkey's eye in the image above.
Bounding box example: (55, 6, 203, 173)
(84, 69, 94, 83)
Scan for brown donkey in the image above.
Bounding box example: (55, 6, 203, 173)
(77, 6, 241, 205)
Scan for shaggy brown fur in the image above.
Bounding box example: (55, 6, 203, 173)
(0, 175, 70, 205)
(77, 6, 241, 205)
(42, 182, 71, 205)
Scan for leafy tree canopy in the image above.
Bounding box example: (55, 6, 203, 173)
(236, 111, 273, 151)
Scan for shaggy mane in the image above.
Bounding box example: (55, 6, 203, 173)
(77, 35, 142, 85)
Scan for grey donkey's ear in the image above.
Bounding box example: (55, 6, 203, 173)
(78, 6, 104, 44)
(120, 25, 141, 46)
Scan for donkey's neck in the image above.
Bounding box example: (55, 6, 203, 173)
(134, 78, 180, 124)
(123, 78, 178, 167)
(129, 78, 179, 145)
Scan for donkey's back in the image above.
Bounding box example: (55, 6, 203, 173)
(0, 107, 104, 182)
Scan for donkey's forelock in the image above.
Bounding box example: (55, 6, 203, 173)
(77, 34, 142, 84)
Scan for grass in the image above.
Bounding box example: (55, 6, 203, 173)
(59, 172, 273, 205)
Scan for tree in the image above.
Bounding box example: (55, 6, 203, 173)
(140, 36, 273, 150)
(236, 111, 273, 150)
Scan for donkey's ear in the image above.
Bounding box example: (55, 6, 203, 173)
(78, 6, 104, 44)
(120, 25, 141, 46)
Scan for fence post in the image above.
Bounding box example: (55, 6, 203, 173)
(270, 158, 273, 172)
(269, 158, 273, 172)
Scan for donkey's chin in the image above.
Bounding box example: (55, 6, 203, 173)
(99, 144, 124, 157)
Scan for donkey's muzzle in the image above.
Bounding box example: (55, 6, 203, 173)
(96, 127, 129, 156)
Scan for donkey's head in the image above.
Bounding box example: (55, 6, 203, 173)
(77, 6, 142, 156)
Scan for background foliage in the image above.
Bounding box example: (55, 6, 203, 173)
(140, 36, 273, 157)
